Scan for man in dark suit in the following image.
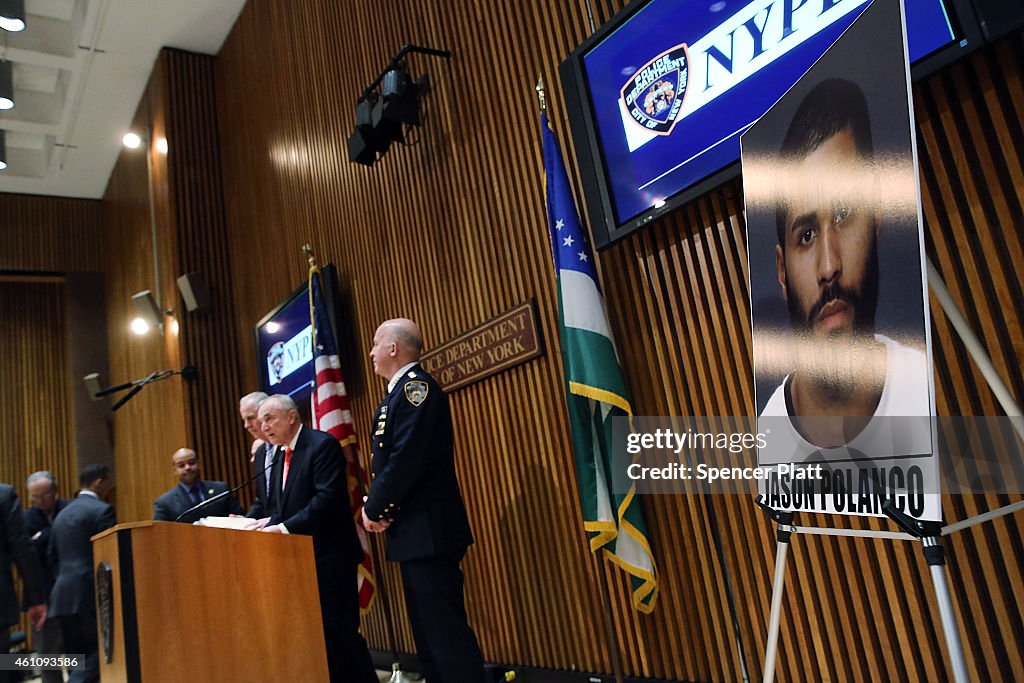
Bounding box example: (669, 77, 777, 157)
(258, 394, 377, 683)
(363, 318, 484, 683)
(24, 471, 71, 683)
(1, 483, 47, 683)
(239, 391, 278, 524)
(152, 448, 244, 523)
(49, 464, 117, 683)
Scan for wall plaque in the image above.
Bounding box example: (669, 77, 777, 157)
(421, 299, 543, 392)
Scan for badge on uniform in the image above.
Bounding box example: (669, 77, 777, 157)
(404, 380, 428, 406)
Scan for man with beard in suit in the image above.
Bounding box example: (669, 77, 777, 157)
(258, 395, 377, 683)
(23, 471, 70, 683)
(0, 483, 47, 683)
(49, 464, 116, 683)
(152, 448, 244, 523)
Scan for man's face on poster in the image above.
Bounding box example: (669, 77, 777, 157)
(775, 126, 879, 344)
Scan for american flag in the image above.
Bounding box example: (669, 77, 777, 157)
(309, 265, 375, 611)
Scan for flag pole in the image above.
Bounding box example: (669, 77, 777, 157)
(302, 244, 412, 682)
(536, 78, 625, 683)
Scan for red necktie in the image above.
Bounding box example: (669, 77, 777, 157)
(282, 447, 293, 489)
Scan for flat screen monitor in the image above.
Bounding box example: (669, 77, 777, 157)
(559, 0, 982, 249)
(255, 264, 343, 402)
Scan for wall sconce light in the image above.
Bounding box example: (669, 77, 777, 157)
(132, 290, 173, 335)
(0, 61, 15, 110)
(122, 132, 142, 149)
(123, 125, 173, 339)
(0, 0, 25, 32)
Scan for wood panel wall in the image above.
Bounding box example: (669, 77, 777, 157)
(0, 280, 76, 501)
(0, 191, 102, 492)
(86, 2, 1024, 681)
(0, 193, 102, 273)
(0, 279, 75, 644)
(101, 53, 190, 523)
(100, 49, 251, 522)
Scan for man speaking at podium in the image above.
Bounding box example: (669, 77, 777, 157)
(257, 394, 377, 683)
(152, 448, 243, 523)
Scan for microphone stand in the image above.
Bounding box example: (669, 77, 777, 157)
(93, 366, 197, 411)
(174, 459, 274, 523)
(110, 371, 162, 411)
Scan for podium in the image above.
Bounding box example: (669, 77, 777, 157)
(91, 521, 329, 682)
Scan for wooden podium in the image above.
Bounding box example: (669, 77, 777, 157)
(91, 521, 329, 682)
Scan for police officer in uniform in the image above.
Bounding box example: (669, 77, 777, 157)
(363, 318, 485, 683)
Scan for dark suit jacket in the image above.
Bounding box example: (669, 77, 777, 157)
(366, 364, 474, 562)
(152, 480, 244, 523)
(0, 484, 45, 628)
(247, 442, 281, 520)
(270, 426, 362, 569)
(48, 493, 116, 619)
(23, 497, 71, 591)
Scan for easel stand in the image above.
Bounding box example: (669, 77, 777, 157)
(755, 261, 1024, 682)
(755, 496, 972, 683)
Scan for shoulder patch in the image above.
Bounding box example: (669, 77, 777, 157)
(404, 380, 428, 407)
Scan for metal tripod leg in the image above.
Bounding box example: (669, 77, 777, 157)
(763, 538, 791, 683)
(923, 538, 969, 683)
(883, 501, 970, 683)
(755, 496, 794, 683)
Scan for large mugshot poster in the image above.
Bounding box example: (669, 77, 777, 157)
(742, 0, 940, 521)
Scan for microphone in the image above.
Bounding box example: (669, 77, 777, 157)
(174, 454, 277, 523)
(83, 373, 104, 401)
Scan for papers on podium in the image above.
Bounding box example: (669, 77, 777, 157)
(194, 516, 259, 530)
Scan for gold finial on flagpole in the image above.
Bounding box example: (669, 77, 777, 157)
(536, 76, 546, 114)
(302, 243, 318, 270)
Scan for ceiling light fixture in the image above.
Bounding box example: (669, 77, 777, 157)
(0, 61, 14, 110)
(0, 130, 6, 171)
(0, 0, 25, 32)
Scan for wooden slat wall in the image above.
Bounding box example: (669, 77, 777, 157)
(101, 53, 190, 524)
(0, 280, 76, 501)
(162, 49, 251, 499)
(0, 193, 102, 272)
(0, 279, 77, 644)
(87, 1, 1024, 680)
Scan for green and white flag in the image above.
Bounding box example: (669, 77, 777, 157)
(542, 112, 658, 612)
